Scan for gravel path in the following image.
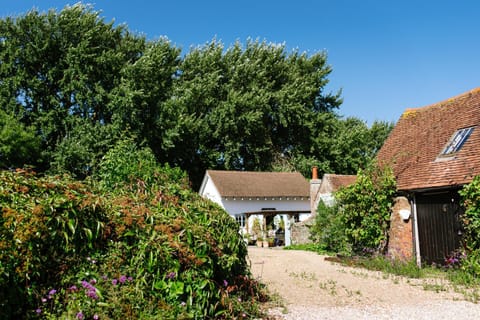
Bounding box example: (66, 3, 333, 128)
(247, 247, 480, 319)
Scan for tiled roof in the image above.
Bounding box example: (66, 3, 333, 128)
(376, 88, 480, 191)
(319, 174, 357, 194)
(206, 170, 310, 198)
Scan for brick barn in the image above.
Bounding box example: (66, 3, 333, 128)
(377, 88, 480, 265)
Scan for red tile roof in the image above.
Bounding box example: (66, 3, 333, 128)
(376, 88, 480, 191)
(319, 174, 357, 193)
(206, 170, 310, 198)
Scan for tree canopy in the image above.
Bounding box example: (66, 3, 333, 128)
(0, 4, 392, 187)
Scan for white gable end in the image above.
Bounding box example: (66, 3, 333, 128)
(198, 173, 224, 209)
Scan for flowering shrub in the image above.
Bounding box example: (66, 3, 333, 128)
(1, 144, 266, 319)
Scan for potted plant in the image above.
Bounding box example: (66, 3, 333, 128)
(262, 233, 269, 248)
(267, 237, 275, 247)
(256, 236, 264, 247)
(252, 217, 262, 245)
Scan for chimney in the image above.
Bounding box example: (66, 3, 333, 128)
(310, 166, 321, 215)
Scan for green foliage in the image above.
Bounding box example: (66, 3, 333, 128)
(283, 243, 327, 253)
(0, 169, 108, 317)
(0, 145, 265, 319)
(459, 175, 480, 251)
(97, 138, 185, 192)
(309, 200, 351, 255)
(49, 118, 120, 178)
(0, 4, 146, 171)
(334, 255, 424, 279)
(336, 163, 397, 254)
(0, 110, 41, 169)
(160, 39, 342, 186)
(458, 176, 480, 279)
(0, 5, 394, 188)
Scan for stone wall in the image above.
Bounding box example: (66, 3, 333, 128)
(388, 196, 413, 261)
(290, 219, 314, 245)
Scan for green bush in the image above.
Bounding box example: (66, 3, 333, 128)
(335, 163, 396, 255)
(308, 164, 395, 256)
(309, 200, 350, 255)
(0, 169, 108, 318)
(458, 176, 480, 279)
(0, 144, 266, 319)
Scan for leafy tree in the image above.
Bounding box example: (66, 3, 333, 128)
(0, 110, 41, 169)
(109, 39, 181, 151)
(49, 118, 120, 178)
(329, 118, 394, 175)
(273, 117, 393, 178)
(0, 5, 392, 187)
(0, 4, 145, 170)
(162, 39, 342, 185)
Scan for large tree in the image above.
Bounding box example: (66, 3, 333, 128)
(159, 40, 342, 185)
(0, 4, 146, 173)
(0, 5, 391, 186)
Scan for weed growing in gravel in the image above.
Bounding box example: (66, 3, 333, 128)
(318, 280, 337, 296)
(342, 286, 362, 298)
(288, 271, 317, 281)
(422, 282, 448, 293)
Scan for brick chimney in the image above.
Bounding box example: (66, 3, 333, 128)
(310, 166, 322, 215)
(312, 166, 318, 180)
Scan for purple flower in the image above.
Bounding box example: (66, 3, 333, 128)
(165, 272, 176, 280)
(93, 315, 99, 320)
(127, 276, 133, 282)
(69, 285, 78, 292)
(86, 289, 99, 300)
(112, 279, 118, 286)
(101, 275, 108, 281)
(119, 275, 127, 284)
(81, 280, 90, 288)
(41, 298, 47, 303)
(90, 279, 97, 285)
(49, 289, 57, 295)
(36, 308, 42, 314)
(76, 311, 84, 319)
(223, 280, 228, 287)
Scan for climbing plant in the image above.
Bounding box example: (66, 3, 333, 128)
(335, 163, 396, 254)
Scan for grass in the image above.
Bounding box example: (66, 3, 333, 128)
(324, 253, 480, 302)
(286, 244, 480, 302)
(283, 243, 330, 254)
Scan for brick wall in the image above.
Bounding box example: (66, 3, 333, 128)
(388, 196, 413, 261)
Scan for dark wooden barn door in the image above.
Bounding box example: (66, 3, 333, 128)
(416, 191, 463, 265)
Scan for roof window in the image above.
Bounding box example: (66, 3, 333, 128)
(439, 126, 474, 157)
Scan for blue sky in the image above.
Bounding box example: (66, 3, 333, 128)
(2, 1, 479, 124)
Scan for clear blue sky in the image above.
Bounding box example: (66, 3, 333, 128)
(2, 1, 479, 124)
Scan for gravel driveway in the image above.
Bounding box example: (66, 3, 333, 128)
(247, 247, 480, 319)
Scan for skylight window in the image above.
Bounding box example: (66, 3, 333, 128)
(440, 127, 474, 156)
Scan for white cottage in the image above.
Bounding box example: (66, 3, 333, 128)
(199, 170, 311, 245)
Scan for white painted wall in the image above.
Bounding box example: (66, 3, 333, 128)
(220, 198, 310, 215)
(199, 173, 311, 246)
(199, 174, 223, 205)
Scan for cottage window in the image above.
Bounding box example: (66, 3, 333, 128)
(439, 127, 474, 156)
(234, 214, 246, 227)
